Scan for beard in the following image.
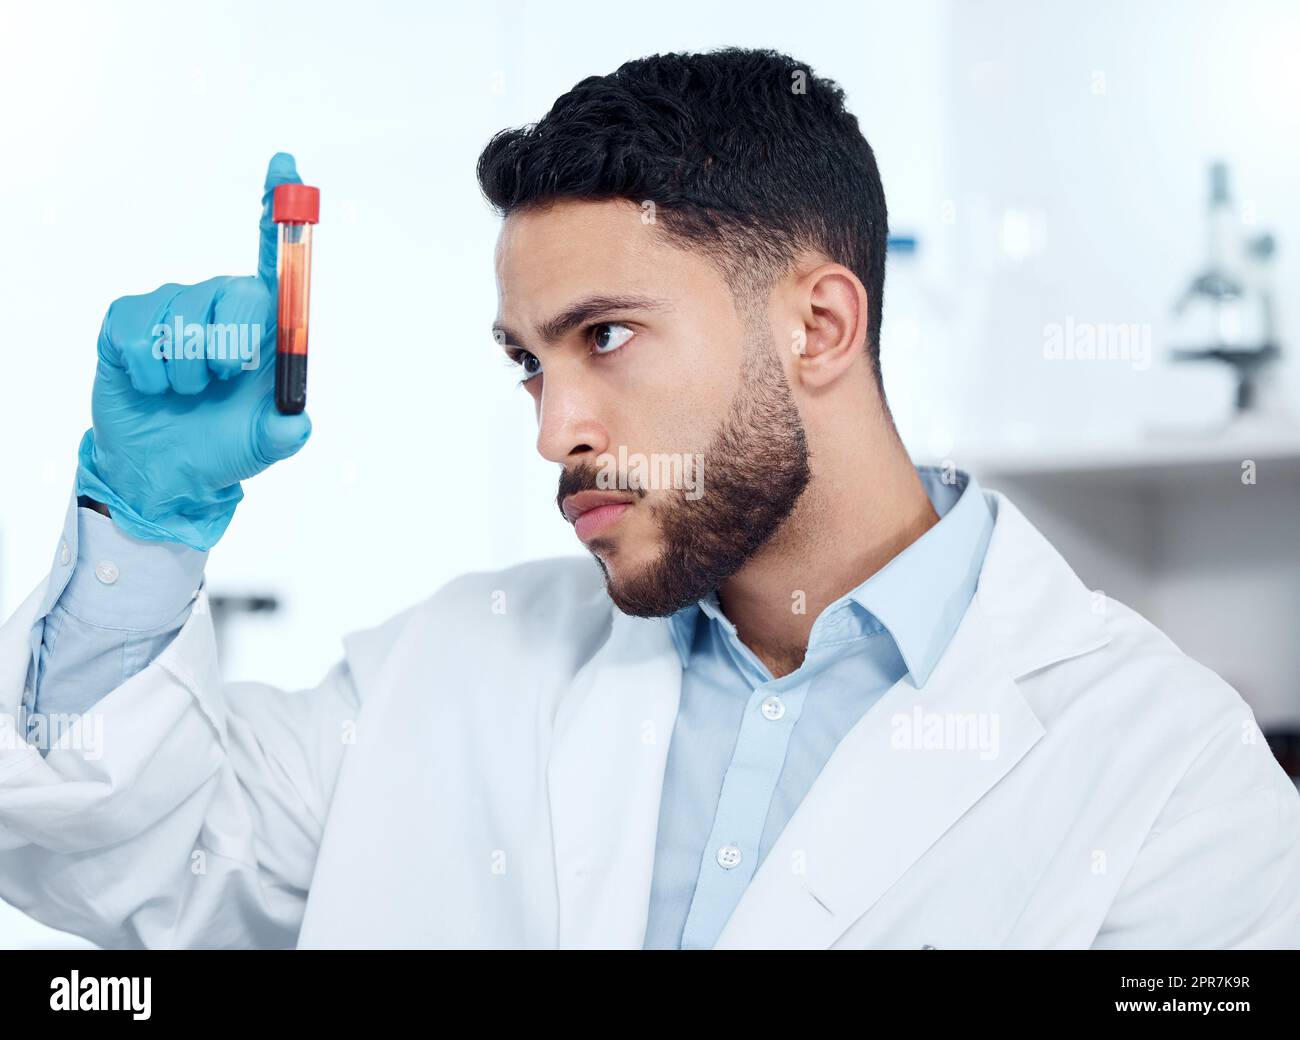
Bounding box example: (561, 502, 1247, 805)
(556, 315, 812, 617)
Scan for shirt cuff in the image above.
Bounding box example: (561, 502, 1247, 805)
(58, 506, 209, 631)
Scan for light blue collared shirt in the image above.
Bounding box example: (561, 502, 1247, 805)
(642, 466, 994, 948)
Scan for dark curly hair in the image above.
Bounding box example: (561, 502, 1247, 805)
(476, 47, 890, 384)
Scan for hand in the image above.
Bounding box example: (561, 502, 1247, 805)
(76, 153, 313, 550)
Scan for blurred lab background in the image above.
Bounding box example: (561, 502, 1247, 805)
(1, 0, 1298, 947)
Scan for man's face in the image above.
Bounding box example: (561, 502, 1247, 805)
(493, 198, 810, 616)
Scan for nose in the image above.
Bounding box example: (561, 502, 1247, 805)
(534, 377, 610, 466)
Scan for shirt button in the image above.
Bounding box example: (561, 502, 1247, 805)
(716, 844, 743, 869)
(94, 560, 119, 585)
(760, 695, 786, 721)
(58, 540, 71, 566)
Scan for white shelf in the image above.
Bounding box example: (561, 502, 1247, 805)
(947, 426, 1300, 490)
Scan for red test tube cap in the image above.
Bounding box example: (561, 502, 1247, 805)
(273, 184, 320, 224)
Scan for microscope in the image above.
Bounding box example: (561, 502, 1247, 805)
(1169, 162, 1286, 426)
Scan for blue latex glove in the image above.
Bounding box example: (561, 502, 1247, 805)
(76, 153, 313, 550)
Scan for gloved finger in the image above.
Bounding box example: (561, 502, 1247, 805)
(96, 283, 185, 395)
(158, 277, 229, 395)
(253, 399, 312, 466)
(210, 276, 274, 380)
(258, 152, 303, 290)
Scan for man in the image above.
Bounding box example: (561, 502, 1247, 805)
(0, 48, 1296, 949)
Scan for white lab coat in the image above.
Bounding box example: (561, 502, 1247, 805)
(0, 490, 1297, 949)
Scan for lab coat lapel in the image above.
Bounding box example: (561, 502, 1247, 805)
(546, 607, 683, 948)
(712, 600, 1044, 949)
(711, 490, 1112, 949)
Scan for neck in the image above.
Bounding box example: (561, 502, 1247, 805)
(717, 416, 939, 679)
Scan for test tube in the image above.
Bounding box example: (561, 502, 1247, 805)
(272, 183, 321, 414)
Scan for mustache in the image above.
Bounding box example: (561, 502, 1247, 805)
(556, 462, 648, 519)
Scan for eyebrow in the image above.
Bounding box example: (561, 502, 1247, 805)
(493, 293, 669, 350)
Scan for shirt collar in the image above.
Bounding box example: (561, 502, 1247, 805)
(667, 589, 727, 666)
(847, 466, 993, 686)
(666, 466, 994, 686)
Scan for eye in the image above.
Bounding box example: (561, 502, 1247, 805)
(591, 322, 634, 355)
(507, 348, 543, 383)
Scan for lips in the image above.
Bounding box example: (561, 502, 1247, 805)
(562, 490, 635, 542)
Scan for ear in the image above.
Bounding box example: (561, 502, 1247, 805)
(788, 263, 869, 389)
